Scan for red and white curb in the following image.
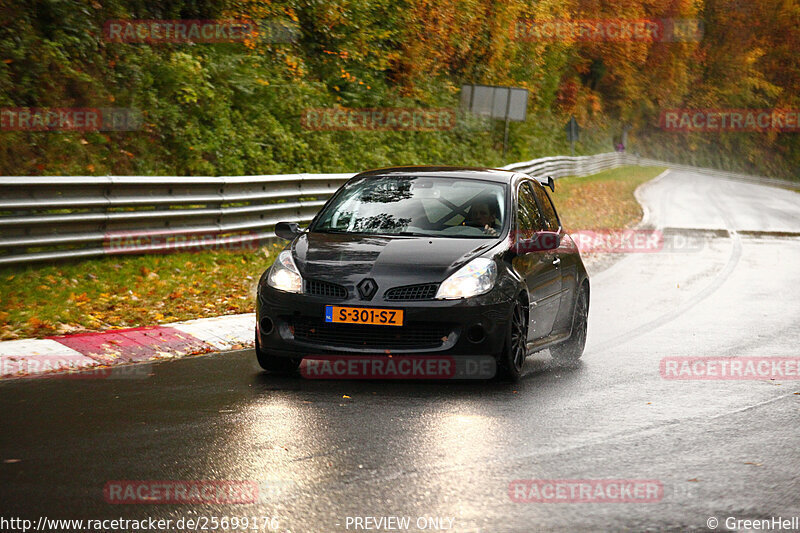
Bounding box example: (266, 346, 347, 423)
(0, 313, 255, 380)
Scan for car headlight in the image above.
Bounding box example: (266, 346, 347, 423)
(267, 250, 303, 293)
(435, 258, 497, 299)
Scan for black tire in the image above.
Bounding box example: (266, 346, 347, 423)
(497, 298, 529, 381)
(255, 335, 300, 373)
(550, 284, 588, 364)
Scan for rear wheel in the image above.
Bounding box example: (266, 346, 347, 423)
(255, 334, 300, 373)
(550, 284, 588, 364)
(497, 298, 528, 381)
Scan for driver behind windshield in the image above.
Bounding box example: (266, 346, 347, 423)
(465, 194, 501, 235)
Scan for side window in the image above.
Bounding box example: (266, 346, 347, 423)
(516, 182, 546, 239)
(533, 184, 560, 231)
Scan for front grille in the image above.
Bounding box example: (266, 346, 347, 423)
(384, 283, 439, 301)
(305, 279, 348, 299)
(291, 319, 451, 349)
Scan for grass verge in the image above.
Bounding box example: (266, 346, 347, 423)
(0, 244, 283, 341)
(0, 165, 666, 340)
(549, 165, 667, 230)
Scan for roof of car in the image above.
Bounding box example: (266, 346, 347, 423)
(352, 166, 521, 183)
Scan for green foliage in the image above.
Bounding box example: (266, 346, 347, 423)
(0, 0, 797, 178)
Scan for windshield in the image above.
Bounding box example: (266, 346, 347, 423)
(310, 176, 507, 238)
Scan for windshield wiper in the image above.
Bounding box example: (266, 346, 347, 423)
(313, 229, 434, 237)
(312, 228, 354, 234)
(393, 231, 431, 237)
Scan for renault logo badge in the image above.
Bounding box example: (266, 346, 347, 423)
(357, 278, 378, 300)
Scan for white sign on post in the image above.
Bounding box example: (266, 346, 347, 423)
(460, 84, 528, 122)
(461, 84, 529, 157)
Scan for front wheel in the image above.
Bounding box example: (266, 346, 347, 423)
(497, 299, 529, 381)
(550, 284, 588, 364)
(255, 335, 300, 373)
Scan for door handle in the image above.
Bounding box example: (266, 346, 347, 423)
(552, 257, 561, 266)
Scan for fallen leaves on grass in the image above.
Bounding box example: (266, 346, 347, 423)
(0, 247, 279, 340)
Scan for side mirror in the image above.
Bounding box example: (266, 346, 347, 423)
(546, 176, 555, 192)
(512, 230, 561, 254)
(274, 221, 301, 241)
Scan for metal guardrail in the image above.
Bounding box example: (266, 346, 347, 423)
(502, 152, 795, 188)
(0, 173, 355, 265)
(0, 153, 792, 265)
(502, 151, 628, 176)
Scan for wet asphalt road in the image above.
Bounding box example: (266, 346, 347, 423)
(2, 169, 800, 532)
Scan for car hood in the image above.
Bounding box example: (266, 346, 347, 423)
(292, 232, 497, 287)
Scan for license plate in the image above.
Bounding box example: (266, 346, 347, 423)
(325, 306, 403, 326)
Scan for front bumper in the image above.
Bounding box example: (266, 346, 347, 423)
(256, 284, 514, 359)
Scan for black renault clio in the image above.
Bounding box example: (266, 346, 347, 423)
(256, 166, 589, 379)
